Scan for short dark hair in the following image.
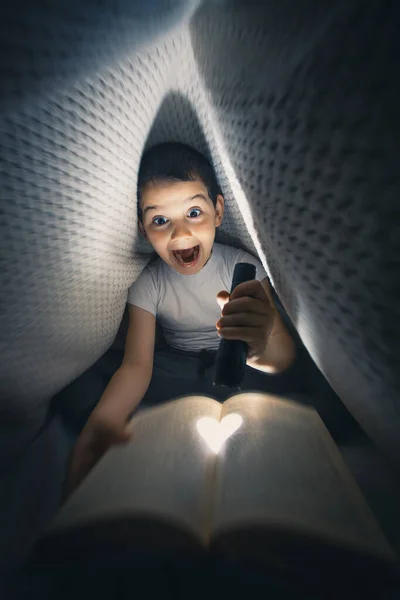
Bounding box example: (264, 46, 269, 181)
(137, 142, 222, 222)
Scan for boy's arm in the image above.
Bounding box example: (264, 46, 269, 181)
(92, 304, 156, 423)
(66, 305, 156, 495)
(246, 278, 296, 374)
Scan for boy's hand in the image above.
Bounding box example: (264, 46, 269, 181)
(65, 409, 132, 499)
(216, 279, 275, 361)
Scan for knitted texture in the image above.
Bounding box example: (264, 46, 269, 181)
(1, 0, 399, 464)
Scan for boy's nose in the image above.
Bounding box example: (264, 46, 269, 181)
(171, 223, 192, 241)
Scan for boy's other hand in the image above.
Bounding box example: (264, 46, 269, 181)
(216, 279, 275, 360)
(65, 410, 132, 499)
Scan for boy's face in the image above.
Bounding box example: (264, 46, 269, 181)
(139, 179, 224, 275)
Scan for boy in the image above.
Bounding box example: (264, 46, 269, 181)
(68, 142, 296, 491)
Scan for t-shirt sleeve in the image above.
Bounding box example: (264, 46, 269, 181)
(127, 266, 158, 316)
(234, 248, 269, 282)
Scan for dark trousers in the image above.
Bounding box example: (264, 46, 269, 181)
(142, 345, 306, 404)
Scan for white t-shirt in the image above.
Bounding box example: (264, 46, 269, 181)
(127, 242, 268, 352)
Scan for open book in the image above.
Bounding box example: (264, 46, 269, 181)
(32, 393, 398, 592)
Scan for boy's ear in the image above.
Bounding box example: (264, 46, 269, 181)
(215, 194, 225, 228)
(139, 221, 146, 238)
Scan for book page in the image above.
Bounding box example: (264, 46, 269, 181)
(214, 393, 392, 559)
(47, 396, 222, 545)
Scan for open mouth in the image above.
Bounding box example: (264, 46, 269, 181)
(171, 245, 200, 268)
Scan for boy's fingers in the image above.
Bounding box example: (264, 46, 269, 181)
(68, 430, 103, 480)
(70, 442, 107, 491)
(100, 419, 133, 444)
(218, 326, 260, 343)
(222, 296, 268, 316)
(217, 283, 271, 317)
(69, 434, 91, 477)
(113, 427, 133, 444)
(217, 312, 265, 328)
(72, 436, 97, 471)
(230, 280, 266, 302)
(66, 448, 92, 496)
(65, 424, 131, 499)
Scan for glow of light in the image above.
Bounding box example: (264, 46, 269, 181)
(196, 413, 243, 454)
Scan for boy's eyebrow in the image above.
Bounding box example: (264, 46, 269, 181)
(143, 205, 160, 215)
(143, 193, 208, 216)
(184, 193, 208, 204)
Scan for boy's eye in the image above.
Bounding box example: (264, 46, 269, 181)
(188, 208, 202, 218)
(152, 216, 168, 226)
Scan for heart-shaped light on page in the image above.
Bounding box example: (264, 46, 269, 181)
(196, 413, 243, 454)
